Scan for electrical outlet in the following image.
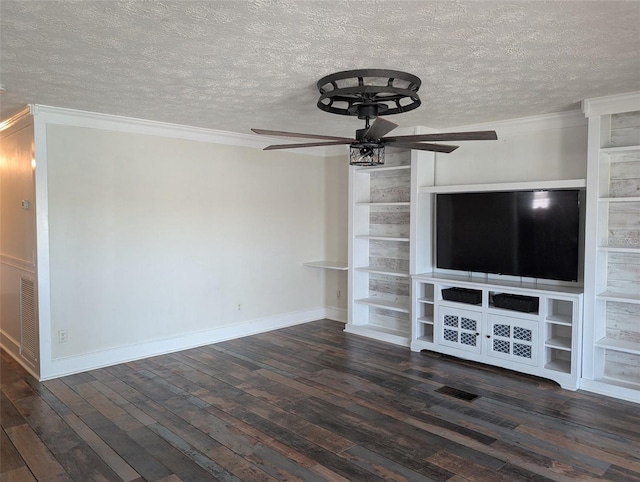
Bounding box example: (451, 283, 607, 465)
(336, 290, 341, 299)
(237, 303, 242, 311)
(58, 330, 68, 343)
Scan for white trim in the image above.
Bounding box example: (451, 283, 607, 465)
(0, 331, 21, 357)
(0, 331, 40, 380)
(0, 106, 33, 131)
(344, 324, 411, 347)
(420, 179, 586, 194)
(437, 110, 587, 137)
(30, 104, 346, 157)
(33, 113, 53, 380)
(0, 254, 36, 273)
(39, 307, 326, 380)
(582, 91, 640, 117)
(580, 379, 640, 404)
(325, 307, 347, 323)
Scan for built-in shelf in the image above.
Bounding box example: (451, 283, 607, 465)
(597, 246, 640, 253)
(418, 296, 434, 304)
(355, 165, 411, 173)
(546, 314, 573, 326)
(597, 291, 640, 304)
(596, 377, 640, 391)
(344, 323, 410, 346)
(355, 267, 409, 277)
(419, 179, 586, 194)
(598, 196, 640, 202)
(600, 145, 640, 154)
(413, 272, 584, 296)
(417, 316, 434, 324)
(595, 337, 640, 355)
(348, 150, 414, 347)
(354, 297, 410, 313)
(354, 235, 410, 242)
(545, 359, 571, 373)
(582, 98, 640, 403)
(545, 337, 572, 351)
(355, 201, 411, 207)
(303, 261, 348, 270)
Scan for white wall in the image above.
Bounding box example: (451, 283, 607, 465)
(17, 106, 589, 379)
(323, 154, 349, 316)
(433, 112, 588, 185)
(0, 113, 39, 377)
(41, 119, 338, 375)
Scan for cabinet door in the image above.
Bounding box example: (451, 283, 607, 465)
(487, 314, 538, 366)
(438, 306, 482, 353)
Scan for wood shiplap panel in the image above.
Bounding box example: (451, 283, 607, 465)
(606, 302, 640, 344)
(369, 274, 410, 331)
(610, 158, 640, 198)
(369, 206, 410, 237)
(369, 240, 409, 273)
(610, 111, 640, 147)
(369, 171, 410, 203)
(606, 215, 640, 248)
(606, 252, 640, 294)
(604, 351, 640, 383)
(369, 274, 410, 297)
(381, 148, 411, 167)
(369, 309, 410, 332)
(369, 240, 409, 260)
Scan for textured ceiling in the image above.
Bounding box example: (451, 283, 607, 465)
(1, 1, 639, 137)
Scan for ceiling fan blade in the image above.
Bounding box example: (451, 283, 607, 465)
(263, 140, 353, 150)
(252, 128, 353, 142)
(382, 130, 498, 143)
(362, 117, 398, 139)
(391, 142, 459, 153)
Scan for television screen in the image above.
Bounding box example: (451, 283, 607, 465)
(436, 190, 581, 282)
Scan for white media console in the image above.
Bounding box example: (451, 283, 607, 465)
(411, 273, 583, 390)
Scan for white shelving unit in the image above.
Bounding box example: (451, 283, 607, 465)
(582, 92, 640, 402)
(346, 149, 413, 345)
(412, 273, 584, 389)
(346, 146, 436, 346)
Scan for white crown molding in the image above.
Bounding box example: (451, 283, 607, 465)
(436, 109, 587, 136)
(26, 104, 594, 158)
(0, 105, 33, 132)
(582, 91, 640, 117)
(29, 104, 342, 157)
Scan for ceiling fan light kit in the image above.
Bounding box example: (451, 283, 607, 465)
(350, 143, 385, 166)
(252, 69, 497, 165)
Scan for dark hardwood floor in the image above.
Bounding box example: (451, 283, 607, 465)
(2, 319, 640, 481)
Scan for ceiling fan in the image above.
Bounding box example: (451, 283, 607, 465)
(252, 69, 497, 166)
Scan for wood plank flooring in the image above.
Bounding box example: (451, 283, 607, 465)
(2, 319, 640, 481)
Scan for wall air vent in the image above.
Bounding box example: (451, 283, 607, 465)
(20, 276, 38, 365)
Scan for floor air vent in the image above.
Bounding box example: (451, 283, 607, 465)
(435, 385, 479, 402)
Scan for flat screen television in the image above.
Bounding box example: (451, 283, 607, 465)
(435, 189, 581, 282)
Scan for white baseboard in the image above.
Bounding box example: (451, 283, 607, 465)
(0, 330, 40, 380)
(579, 379, 640, 404)
(324, 306, 347, 323)
(40, 307, 326, 380)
